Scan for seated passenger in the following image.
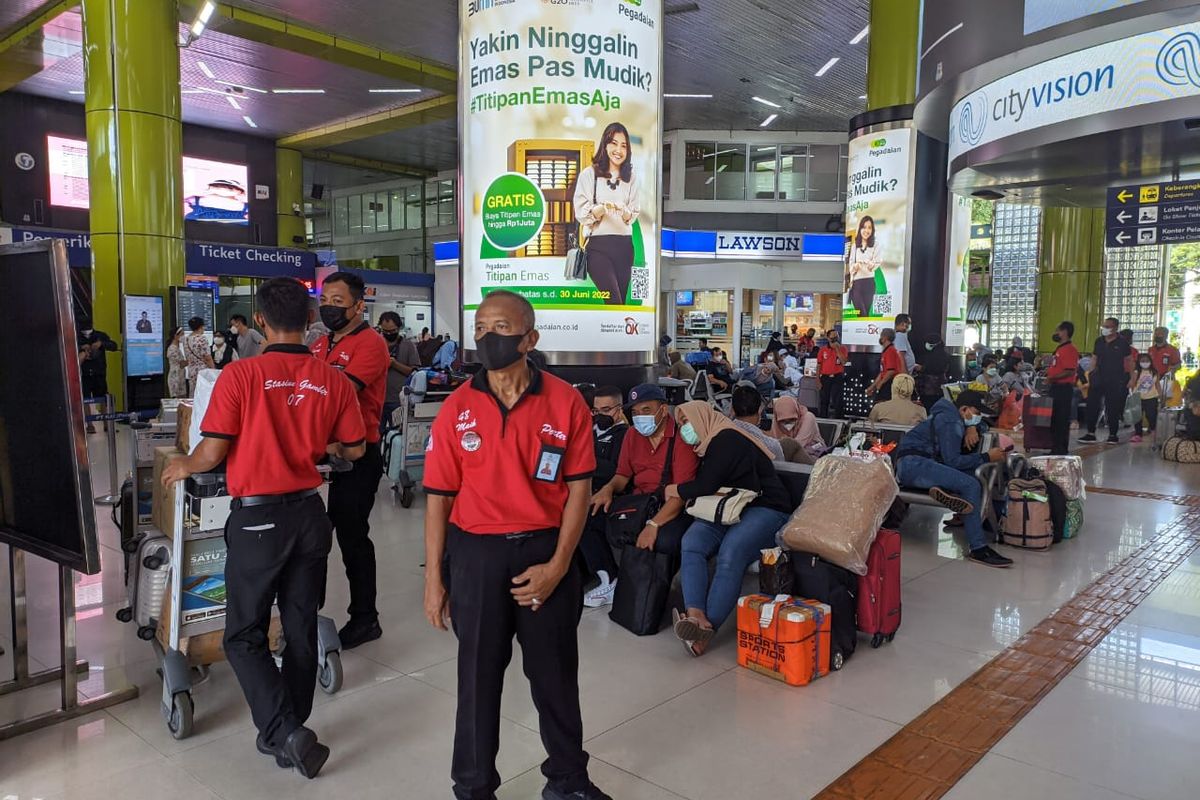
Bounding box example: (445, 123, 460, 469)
(729, 385, 786, 462)
(868, 373, 928, 426)
(579, 385, 630, 607)
(895, 390, 1012, 569)
(667, 349, 697, 381)
(588, 384, 700, 598)
(706, 348, 733, 392)
(770, 395, 822, 464)
(667, 401, 791, 656)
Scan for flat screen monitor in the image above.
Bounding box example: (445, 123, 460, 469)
(0, 240, 101, 573)
(172, 285, 216, 336)
(47, 135, 250, 225)
(125, 294, 164, 377)
(675, 290, 694, 306)
(785, 292, 814, 312)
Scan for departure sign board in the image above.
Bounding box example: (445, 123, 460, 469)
(1106, 180, 1200, 248)
(171, 285, 215, 334)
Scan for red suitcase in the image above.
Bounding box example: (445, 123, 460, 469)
(857, 529, 901, 648)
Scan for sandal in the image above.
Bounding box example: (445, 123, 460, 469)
(672, 608, 715, 644)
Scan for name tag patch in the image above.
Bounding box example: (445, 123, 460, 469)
(535, 444, 565, 483)
(461, 431, 482, 452)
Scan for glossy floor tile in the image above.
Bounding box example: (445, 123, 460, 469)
(2, 432, 1200, 799)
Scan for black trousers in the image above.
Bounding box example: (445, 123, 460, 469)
(586, 235, 633, 306)
(1049, 382, 1074, 455)
(223, 493, 331, 749)
(444, 526, 588, 799)
(1086, 379, 1128, 438)
(1135, 398, 1159, 436)
(328, 442, 383, 622)
(578, 511, 618, 579)
(849, 277, 875, 317)
(819, 373, 844, 418)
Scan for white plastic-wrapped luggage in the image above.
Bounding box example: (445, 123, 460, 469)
(1028, 455, 1086, 501)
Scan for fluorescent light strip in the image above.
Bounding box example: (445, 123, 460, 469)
(272, 88, 326, 94)
(242, 115, 257, 128)
(181, 89, 206, 95)
(815, 57, 840, 77)
(226, 95, 241, 109)
(760, 113, 778, 127)
(751, 96, 781, 108)
(859, 94, 867, 100)
(196, 61, 215, 80)
(216, 79, 267, 94)
(850, 25, 869, 45)
(664, 93, 712, 98)
(68, 90, 84, 95)
(190, 1, 216, 39)
(368, 88, 421, 94)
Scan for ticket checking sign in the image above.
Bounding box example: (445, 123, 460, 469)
(1106, 180, 1200, 248)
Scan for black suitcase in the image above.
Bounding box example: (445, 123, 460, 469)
(790, 551, 857, 669)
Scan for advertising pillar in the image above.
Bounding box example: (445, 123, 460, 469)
(944, 193, 972, 347)
(841, 124, 916, 346)
(460, 0, 663, 364)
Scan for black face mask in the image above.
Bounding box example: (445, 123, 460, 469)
(1051, 333, 1062, 343)
(1154, 336, 1165, 344)
(380, 330, 400, 342)
(320, 304, 352, 332)
(476, 331, 526, 370)
(593, 413, 615, 432)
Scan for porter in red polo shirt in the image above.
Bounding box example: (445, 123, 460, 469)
(1046, 341, 1080, 385)
(424, 365, 595, 533)
(310, 324, 390, 443)
(200, 343, 365, 497)
(616, 415, 698, 494)
(818, 342, 847, 376)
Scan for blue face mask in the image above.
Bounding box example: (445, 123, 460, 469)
(680, 422, 700, 446)
(632, 414, 659, 437)
(965, 414, 982, 427)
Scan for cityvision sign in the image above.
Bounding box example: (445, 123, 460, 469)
(714, 231, 804, 258)
(949, 22, 1200, 162)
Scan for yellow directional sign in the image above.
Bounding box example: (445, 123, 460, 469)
(1140, 185, 1160, 204)
(1116, 189, 1133, 204)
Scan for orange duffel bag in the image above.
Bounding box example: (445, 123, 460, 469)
(736, 594, 831, 687)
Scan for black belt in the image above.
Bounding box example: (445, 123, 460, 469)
(504, 529, 556, 541)
(231, 489, 320, 509)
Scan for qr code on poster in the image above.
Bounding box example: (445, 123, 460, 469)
(630, 268, 650, 301)
(873, 293, 893, 316)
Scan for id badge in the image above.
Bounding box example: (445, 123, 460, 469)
(534, 443, 566, 483)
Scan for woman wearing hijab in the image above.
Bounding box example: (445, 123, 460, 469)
(664, 402, 791, 656)
(770, 395, 823, 464)
(868, 373, 928, 426)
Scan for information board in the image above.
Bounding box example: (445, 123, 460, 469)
(1106, 180, 1200, 248)
(124, 294, 164, 377)
(171, 285, 215, 334)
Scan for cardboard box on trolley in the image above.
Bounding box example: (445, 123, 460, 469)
(736, 594, 832, 687)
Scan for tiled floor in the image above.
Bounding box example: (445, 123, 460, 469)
(1, 434, 1199, 799)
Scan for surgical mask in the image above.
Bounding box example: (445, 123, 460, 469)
(213, 336, 225, 346)
(229, 327, 239, 336)
(320, 304, 353, 332)
(632, 414, 659, 436)
(1101, 326, 1114, 336)
(679, 422, 700, 446)
(965, 414, 982, 427)
(779, 420, 798, 432)
(1052, 333, 1062, 343)
(967, 360, 977, 368)
(925, 343, 935, 351)
(475, 331, 526, 370)
(1139, 360, 1152, 369)
(381, 330, 400, 342)
(986, 367, 998, 377)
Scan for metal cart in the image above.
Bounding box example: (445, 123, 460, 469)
(388, 388, 450, 508)
(154, 468, 344, 739)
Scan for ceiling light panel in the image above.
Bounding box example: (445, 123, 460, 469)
(850, 25, 869, 45)
(752, 96, 781, 108)
(760, 113, 778, 127)
(815, 57, 840, 77)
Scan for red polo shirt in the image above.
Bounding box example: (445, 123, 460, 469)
(310, 322, 391, 444)
(1149, 343, 1181, 374)
(424, 365, 595, 534)
(818, 344, 847, 376)
(616, 416, 699, 495)
(880, 344, 905, 376)
(1046, 342, 1080, 385)
(200, 344, 365, 497)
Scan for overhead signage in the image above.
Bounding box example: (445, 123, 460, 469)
(8, 227, 92, 267)
(716, 232, 803, 258)
(948, 22, 1200, 163)
(842, 126, 916, 346)
(184, 243, 317, 278)
(970, 223, 992, 240)
(1024, 0, 1149, 34)
(460, 0, 662, 355)
(1106, 180, 1200, 248)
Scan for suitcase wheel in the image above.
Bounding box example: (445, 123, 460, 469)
(116, 607, 133, 623)
(831, 651, 845, 671)
(399, 487, 414, 508)
(887, 633, 896, 643)
(144, 554, 164, 571)
(137, 625, 156, 641)
(871, 633, 884, 649)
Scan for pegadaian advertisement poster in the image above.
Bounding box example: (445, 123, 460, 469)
(841, 126, 915, 347)
(460, 0, 662, 357)
(944, 193, 972, 348)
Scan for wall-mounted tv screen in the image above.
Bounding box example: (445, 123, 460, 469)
(47, 135, 250, 226)
(125, 294, 164, 378)
(675, 290, 694, 306)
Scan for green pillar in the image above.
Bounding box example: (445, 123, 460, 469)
(866, 0, 920, 110)
(1037, 207, 1105, 353)
(81, 0, 184, 408)
(276, 147, 306, 248)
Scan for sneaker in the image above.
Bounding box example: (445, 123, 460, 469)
(583, 571, 617, 608)
(542, 782, 614, 800)
(1106, 435, 1120, 444)
(929, 487, 975, 516)
(338, 618, 382, 650)
(1131, 434, 1143, 443)
(1078, 433, 1097, 442)
(969, 546, 1013, 569)
(944, 514, 966, 528)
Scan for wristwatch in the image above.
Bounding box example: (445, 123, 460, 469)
(646, 520, 660, 529)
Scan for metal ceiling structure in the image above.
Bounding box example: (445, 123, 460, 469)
(5, 0, 870, 174)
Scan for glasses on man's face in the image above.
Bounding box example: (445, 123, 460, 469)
(594, 404, 621, 416)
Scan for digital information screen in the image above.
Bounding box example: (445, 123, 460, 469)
(172, 285, 215, 335)
(47, 135, 250, 225)
(124, 294, 164, 377)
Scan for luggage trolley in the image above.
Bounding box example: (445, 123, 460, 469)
(386, 388, 450, 508)
(154, 467, 344, 739)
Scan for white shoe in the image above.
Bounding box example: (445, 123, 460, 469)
(583, 573, 617, 608)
